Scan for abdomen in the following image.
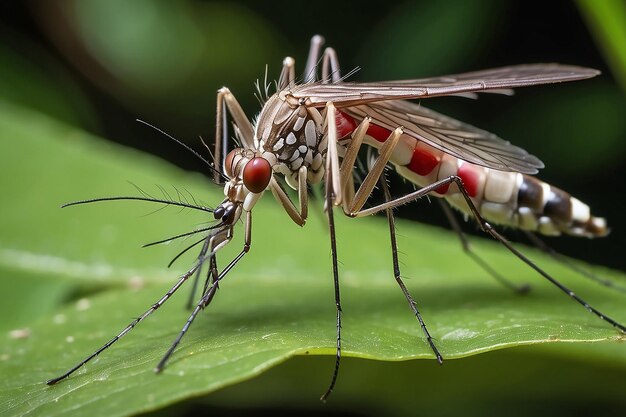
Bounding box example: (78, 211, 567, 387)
(337, 110, 608, 238)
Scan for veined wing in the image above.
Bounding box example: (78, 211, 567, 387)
(293, 64, 599, 107)
(344, 100, 544, 174)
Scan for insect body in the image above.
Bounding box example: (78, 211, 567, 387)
(335, 104, 607, 238)
(48, 35, 625, 400)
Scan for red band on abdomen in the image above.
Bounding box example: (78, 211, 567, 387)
(335, 110, 357, 139)
(366, 123, 392, 142)
(408, 146, 439, 176)
(457, 163, 479, 197)
(434, 183, 450, 195)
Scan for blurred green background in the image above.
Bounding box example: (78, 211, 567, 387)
(1, 1, 625, 416)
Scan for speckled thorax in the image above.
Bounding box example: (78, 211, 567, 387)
(255, 93, 325, 188)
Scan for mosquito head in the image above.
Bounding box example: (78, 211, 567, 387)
(224, 148, 272, 194)
(222, 147, 274, 216)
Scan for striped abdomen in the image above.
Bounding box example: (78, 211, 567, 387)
(335, 110, 608, 238)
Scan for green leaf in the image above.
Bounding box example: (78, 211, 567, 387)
(1, 100, 625, 416)
(578, 0, 626, 93)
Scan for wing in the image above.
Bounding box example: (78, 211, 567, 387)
(344, 100, 544, 174)
(293, 64, 599, 107)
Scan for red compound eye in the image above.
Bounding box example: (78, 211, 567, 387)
(243, 157, 272, 193)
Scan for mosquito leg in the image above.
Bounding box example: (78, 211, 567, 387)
(380, 175, 443, 364)
(216, 88, 254, 149)
(320, 115, 343, 402)
(184, 251, 220, 309)
(331, 115, 370, 215)
(303, 34, 325, 83)
(324, 103, 344, 206)
(185, 265, 204, 310)
(321, 46, 341, 83)
(46, 237, 212, 385)
(279, 56, 296, 90)
(269, 165, 309, 226)
(155, 212, 252, 372)
(214, 86, 258, 186)
(324, 103, 386, 210)
(202, 254, 220, 297)
(438, 199, 530, 294)
(214, 88, 229, 183)
(322, 102, 402, 214)
(523, 231, 626, 293)
(301, 34, 341, 83)
(320, 109, 420, 386)
(352, 175, 626, 333)
(345, 127, 403, 213)
(339, 117, 370, 203)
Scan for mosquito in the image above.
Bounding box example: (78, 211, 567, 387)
(47, 35, 625, 400)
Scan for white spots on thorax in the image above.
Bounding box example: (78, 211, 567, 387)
(289, 150, 301, 162)
(273, 138, 284, 152)
(262, 108, 323, 178)
(65, 335, 75, 343)
(293, 116, 306, 131)
(305, 120, 317, 147)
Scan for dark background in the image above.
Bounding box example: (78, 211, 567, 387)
(1, 0, 624, 271)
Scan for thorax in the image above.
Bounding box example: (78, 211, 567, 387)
(254, 92, 325, 187)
